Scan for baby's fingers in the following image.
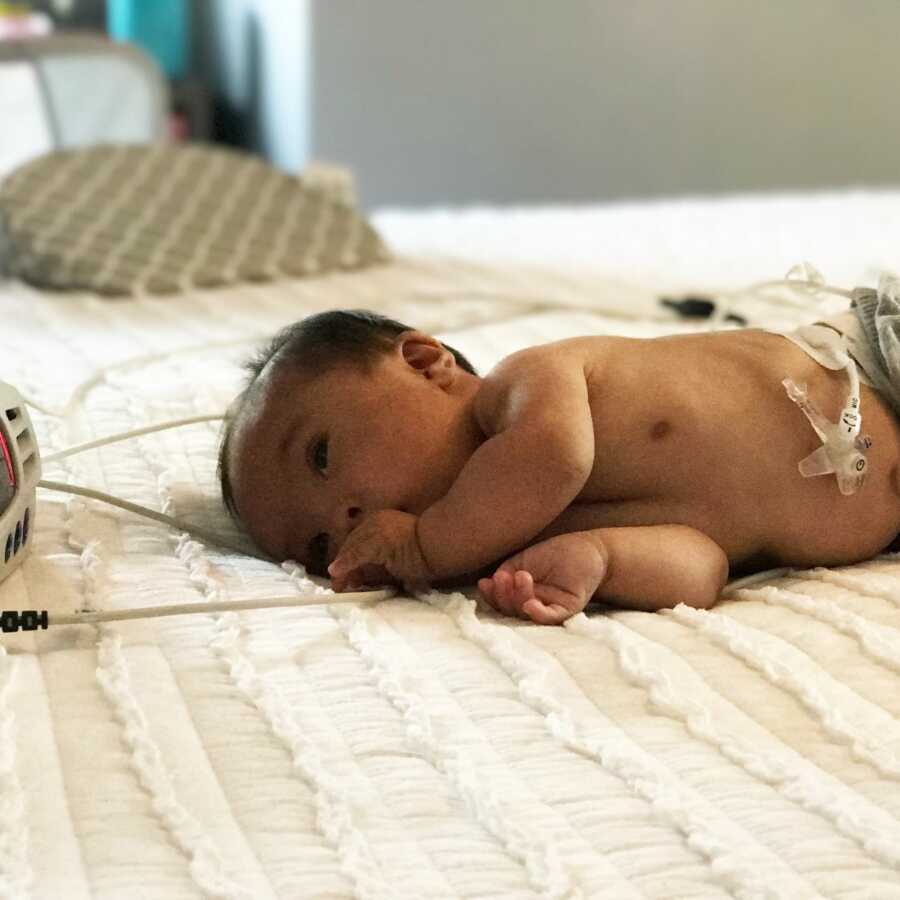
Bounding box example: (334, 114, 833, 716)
(331, 562, 392, 593)
(328, 556, 355, 588)
(479, 569, 538, 620)
(480, 559, 580, 626)
(329, 543, 374, 585)
(478, 577, 496, 606)
(521, 597, 572, 626)
(330, 569, 361, 593)
(479, 570, 517, 617)
(512, 570, 534, 603)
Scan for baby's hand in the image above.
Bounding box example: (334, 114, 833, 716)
(478, 533, 607, 625)
(328, 509, 434, 594)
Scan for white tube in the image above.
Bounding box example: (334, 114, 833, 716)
(50, 587, 398, 626)
(723, 277, 853, 302)
(42, 414, 226, 463)
(844, 356, 861, 434)
(21, 394, 65, 417)
(38, 478, 261, 559)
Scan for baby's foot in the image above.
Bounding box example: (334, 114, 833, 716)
(478, 533, 607, 625)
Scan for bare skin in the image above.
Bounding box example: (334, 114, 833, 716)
(228, 325, 900, 625)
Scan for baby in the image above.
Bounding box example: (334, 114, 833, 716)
(218, 295, 900, 625)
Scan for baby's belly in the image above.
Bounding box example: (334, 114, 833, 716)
(555, 448, 900, 568)
(571, 333, 900, 567)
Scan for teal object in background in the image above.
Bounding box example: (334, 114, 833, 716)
(107, 0, 190, 79)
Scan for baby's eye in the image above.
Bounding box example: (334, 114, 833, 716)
(313, 437, 328, 473)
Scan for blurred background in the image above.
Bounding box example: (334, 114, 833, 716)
(4, 0, 900, 209)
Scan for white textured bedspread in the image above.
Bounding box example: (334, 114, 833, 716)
(3, 189, 900, 899)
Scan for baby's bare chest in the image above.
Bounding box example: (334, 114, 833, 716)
(575, 331, 786, 502)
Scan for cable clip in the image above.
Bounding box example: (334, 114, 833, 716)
(1, 610, 49, 632)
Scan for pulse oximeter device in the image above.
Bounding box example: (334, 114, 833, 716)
(0, 381, 41, 584)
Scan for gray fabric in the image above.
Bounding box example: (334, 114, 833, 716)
(851, 285, 900, 418)
(0, 143, 391, 297)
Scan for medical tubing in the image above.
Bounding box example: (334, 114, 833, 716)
(716, 278, 853, 300)
(35, 475, 398, 627)
(21, 394, 64, 417)
(724, 277, 854, 302)
(706, 275, 855, 330)
(41, 414, 227, 463)
(37, 478, 261, 559)
(843, 357, 861, 434)
(49, 587, 397, 626)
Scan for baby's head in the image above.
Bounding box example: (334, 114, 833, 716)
(218, 309, 482, 574)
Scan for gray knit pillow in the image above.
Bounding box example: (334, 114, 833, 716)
(0, 143, 391, 296)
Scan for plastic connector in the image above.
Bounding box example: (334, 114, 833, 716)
(782, 378, 871, 495)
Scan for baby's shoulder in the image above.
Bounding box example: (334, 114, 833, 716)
(474, 340, 594, 435)
(488, 336, 599, 376)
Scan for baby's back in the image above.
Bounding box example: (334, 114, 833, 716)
(537, 329, 900, 568)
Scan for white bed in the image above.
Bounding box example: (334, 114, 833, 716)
(3, 188, 900, 899)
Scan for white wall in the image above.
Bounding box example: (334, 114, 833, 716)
(197, 0, 311, 172)
(203, 0, 900, 208)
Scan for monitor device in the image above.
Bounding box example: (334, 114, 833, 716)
(0, 382, 40, 584)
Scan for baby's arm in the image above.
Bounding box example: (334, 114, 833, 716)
(416, 349, 596, 580)
(586, 525, 729, 611)
(481, 524, 729, 624)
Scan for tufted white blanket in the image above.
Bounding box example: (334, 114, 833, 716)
(3, 189, 900, 899)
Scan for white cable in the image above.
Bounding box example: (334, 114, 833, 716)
(42, 414, 227, 463)
(720, 277, 854, 303)
(37, 478, 262, 559)
(706, 269, 854, 331)
(845, 354, 861, 413)
(21, 394, 65, 417)
(50, 587, 398, 626)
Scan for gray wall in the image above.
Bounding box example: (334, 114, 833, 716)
(203, 0, 900, 208)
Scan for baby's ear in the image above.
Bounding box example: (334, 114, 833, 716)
(397, 331, 456, 386)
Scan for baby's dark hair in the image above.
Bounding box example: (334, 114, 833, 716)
(217, 308, 477, 520)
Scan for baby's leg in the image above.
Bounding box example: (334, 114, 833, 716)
(479, 524, 729, 624)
